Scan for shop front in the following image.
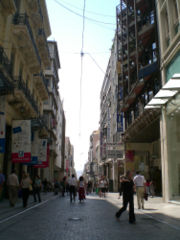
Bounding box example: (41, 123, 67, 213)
(146, 68, 180, 202)
(161, 92, 180, 202)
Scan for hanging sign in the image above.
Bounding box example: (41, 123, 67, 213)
(24, 130, 39, 165)
(33, 140, 49, 168)
(0, 96, 6, 153)
(12, 120, 31, 163)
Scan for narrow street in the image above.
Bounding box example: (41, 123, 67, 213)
(0, 193, 179, 240)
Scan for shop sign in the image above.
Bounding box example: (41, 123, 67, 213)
(106, 150, 124, 159)
(0, 96, 6, 153)
(12, 120, 31, 163)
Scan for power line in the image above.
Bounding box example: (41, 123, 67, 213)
(79, 0, 86, 137)
(58, 0, 115, 18)
(53, 0, 115, 26)
(85, 53, 105, 74)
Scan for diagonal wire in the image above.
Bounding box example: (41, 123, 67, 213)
(85, 53, 105, 74)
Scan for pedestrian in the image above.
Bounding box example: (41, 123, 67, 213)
(133, 171, 146, 209)
(69, 174, 77, 202)
(54, 179, 60, 195)
(21, 172, 32, 208)
(7, 169, 19, 206)
(61, 176, 66, 197)
(115, 171, 136, 224)
(78, 176, 86, 202)
(87, 181, 92, 195)
(98, 176, 106, 198)
(0, 168, 5, 200)
(33, 175, 42, 202)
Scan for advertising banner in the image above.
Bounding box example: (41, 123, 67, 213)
(24, 130, 39, 166)
(12, 120, 31, 163)
(0, 96, 6, 153)
(33, 140, 49, 168)
(31, 131, 39, 164)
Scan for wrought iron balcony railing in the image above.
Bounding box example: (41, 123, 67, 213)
(13, 13, 41, 65)
(38, 29, 50, 59)
(14, 76, 39, 114)
(34, 72, 48, 93)
(0, 46, 13, 76)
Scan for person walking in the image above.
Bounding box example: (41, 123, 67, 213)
(7, 169, 19, 206)
(61, 176, 66, 197)
(33, 175, 42, 202)
(21, 172, 32, 208)
(115, 171, 136, 224)
(98, 176, 107, 198)
(133, 171, 146, 209)
(78, 176, 86, 202)
(69, 174, 77, 202)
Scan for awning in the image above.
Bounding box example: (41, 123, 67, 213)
(145, 74, 180, 109)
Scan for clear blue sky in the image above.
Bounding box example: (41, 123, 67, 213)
(46, 0, 119, 171)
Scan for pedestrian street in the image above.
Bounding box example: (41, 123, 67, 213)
(0, 193, 179, 240)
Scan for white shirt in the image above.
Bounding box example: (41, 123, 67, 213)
(7, 173, 19, 187)
(133, 174, 145, 187)
(69, 177, 77, 186)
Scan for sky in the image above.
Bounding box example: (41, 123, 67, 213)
(46, 0, 119, 172)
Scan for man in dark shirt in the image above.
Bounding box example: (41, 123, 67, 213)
(115, 171, 136, 224)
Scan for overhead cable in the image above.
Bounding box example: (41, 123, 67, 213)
(58, 0, 115, 18)
(53, 0, 115, 26)
(86, 53, 105, 74)
(79, 0, 86, 137)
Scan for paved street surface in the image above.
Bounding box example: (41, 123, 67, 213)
(0, 193, 180, 240)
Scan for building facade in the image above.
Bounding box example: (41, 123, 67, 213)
(153, 0, 180, 202)
(100, 36, 124, 192)
(0, 0, 51, 182)
(116, 0, 162, 195)
(0, 1, 66, 198)
(64, 137, 75, 177)
(43, 40, 60, 182)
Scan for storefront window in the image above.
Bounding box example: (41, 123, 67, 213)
(166, 111, 180, 201)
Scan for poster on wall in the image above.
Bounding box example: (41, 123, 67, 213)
(0, 96, 6, 153)
(31, 131, 39, 164)
(12, 120, 31, 163)
(25, 130, 39, 165)
(33, 140, 49, 168)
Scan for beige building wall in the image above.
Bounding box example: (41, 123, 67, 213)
(0, 1, 51, 181)
(157, 0, 180, 202)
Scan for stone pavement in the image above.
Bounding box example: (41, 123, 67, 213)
(106, 192, 180, 230)
(0, 192, 179, 240)
(0, 191, 57, 222)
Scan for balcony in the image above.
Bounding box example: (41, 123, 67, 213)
(34, 73, 49, 100)
(12, 14, 41, 72)
(8, 76, 39, 118)
(43, 101, 57, 118)
(0, 47, 14, 95)
(37, 29, 50, 68)
(0, 0, 16, 15)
